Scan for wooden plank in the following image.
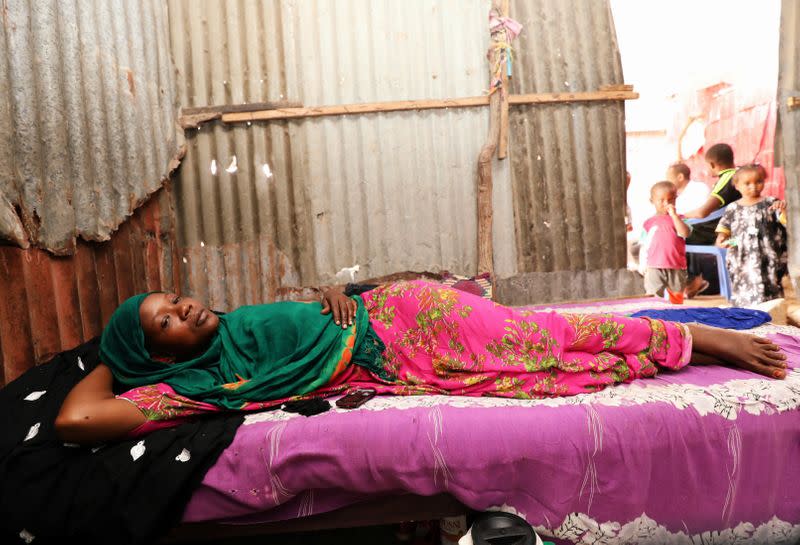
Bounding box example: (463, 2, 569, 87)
(220, 90, 637, 124)
(164, 494, 468, 542)
(498, 0, 511, 160)
(600, 83, 634, 91)
(222, 96, 490, 123)
(181, 101, 302, 116)
(179, 101, 303, 129)
(508, 90, 639, 104)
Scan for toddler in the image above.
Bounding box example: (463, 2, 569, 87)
(715, 165, 788, 306)
(641, 181, 691, 298)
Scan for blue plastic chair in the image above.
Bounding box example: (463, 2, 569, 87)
(685, 244, 732, 300)
(684, 205, 727, 226)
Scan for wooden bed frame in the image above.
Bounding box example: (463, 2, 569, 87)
(164, 494, 470, 542)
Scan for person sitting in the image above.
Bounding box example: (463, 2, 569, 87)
(55, 281, 788, 445)
(682, 143, 742, 297)
(641, 181, 691, 298)
(666, 162, 710, 215)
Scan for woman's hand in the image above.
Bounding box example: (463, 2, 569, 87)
(320, 287, 357, 328)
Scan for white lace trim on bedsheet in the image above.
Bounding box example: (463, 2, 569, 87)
(533, 512, 800, 545)
(244, 324, 800, 425)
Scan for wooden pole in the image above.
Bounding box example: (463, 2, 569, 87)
(217, 90, 638, 124)
(477, 1, 504, 277)
(497, 0, 511, 160)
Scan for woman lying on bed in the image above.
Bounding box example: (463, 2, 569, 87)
(56, 280, 788, 444)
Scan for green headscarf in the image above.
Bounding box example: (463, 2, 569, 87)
(99, 293, 383, 409)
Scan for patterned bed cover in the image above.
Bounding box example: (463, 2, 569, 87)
(181, 319, 800, 545)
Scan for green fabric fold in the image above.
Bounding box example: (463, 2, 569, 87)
(100, 294, 382, 409)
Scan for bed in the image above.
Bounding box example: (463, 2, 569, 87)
(168, 298, 800, 544)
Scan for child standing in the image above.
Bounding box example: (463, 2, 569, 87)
(715, 165, 788, 306)
(642, 181, 691, 298)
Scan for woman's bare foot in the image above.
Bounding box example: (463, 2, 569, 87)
(687, 323, 788, 379)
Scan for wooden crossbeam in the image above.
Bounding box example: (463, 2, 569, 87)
(213, 89, 638, 124)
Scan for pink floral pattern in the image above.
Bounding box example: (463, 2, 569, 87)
(360, 281, 692, 398)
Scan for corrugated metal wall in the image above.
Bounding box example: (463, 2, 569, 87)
(0, 0, 181, 385)
(507, 0, 626, 273)
(1, 0, 635, 381)
(0, 0, 182, 255)
(169, 0, 632, 310)
(777, 0, 800, 285)
(494, 0, 638, 303)
(0, 190, 179, 387)
(168, 0, 520, 311)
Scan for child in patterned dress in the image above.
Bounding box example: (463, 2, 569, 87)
(715, 165, 788, 306)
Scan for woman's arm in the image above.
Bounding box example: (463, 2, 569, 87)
(55, 363, 147, 444)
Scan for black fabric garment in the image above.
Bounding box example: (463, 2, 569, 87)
(282, 397, 331, 416)
(686, 169, 740, 246)
(344, 283, 378, 296)
(685, 253, 722, 294)
(685, 220, 719, 245)
(0, 338, 243, 545)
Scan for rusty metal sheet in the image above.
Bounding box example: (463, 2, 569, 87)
(0, 191, 179, 387)
(0, 0, 183, 255)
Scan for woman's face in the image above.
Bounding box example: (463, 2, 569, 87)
(139, 293, 220, 360)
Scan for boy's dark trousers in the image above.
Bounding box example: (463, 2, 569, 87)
(685, 218, 721, 294)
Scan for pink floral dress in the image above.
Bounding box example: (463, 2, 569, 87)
(359, 280, 692, 397)
(118, 280, 693, 433)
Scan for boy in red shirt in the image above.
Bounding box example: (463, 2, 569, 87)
(641, 181, 692, 298)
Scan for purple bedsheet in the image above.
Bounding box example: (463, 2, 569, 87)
(182, 326, 800, 544)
